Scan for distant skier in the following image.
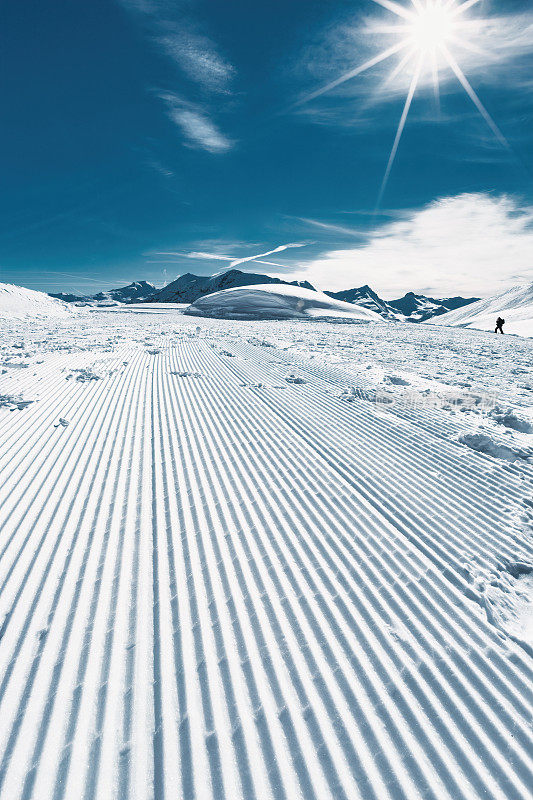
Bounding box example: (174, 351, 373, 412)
(495, 317, 505, 334)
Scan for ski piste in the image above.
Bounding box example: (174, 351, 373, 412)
(0, 308, 532, 800)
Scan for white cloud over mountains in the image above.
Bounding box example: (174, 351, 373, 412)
(281, 193, 533, 299)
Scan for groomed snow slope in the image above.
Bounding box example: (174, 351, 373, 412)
(431, 282, 533, 337)
(185, 283, 381, 320)
(0, 311, 532, 800)
(0, 283, 72, 319)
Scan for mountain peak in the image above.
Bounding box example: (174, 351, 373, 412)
(148, 269, 316, 304)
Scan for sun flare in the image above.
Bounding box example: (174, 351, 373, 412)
(407, 3, 456, 51)
(302, 0, 507, 205)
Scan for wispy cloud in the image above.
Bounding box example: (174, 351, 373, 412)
(116, 0, 235, 153)
(145, 157, 174, 178)
(117, 0, 235, 94)
(159, 93, 233, 153)
(278, 193, 533, 298)
(289, 217, 366, 238)
(158, 29, 235, 93)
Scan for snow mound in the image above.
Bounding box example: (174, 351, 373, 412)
(0, 283, 72, 319)
(430, 282, 533, 337)
(184, 283, 382, 321)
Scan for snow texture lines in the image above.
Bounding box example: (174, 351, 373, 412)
(0, 329, 532, 800)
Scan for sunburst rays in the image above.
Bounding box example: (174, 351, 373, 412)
(303, 0, 506, 204)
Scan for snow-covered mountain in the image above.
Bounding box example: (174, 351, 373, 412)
(50, 281, 156, 305)
(147, 270, 315, 303)
(93, 281, 156, 303)
(388, 292, 479, 322)
(324, 285, 478, 322)
(184, 283, 381, 321)
(1, 283, 72, 318)
(324, 285, 401, 319)
(49, 292, 86, 303)
(49, 273, 478, 322)
(431, 282, 533, 337)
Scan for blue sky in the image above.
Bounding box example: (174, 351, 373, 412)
(1, 0, 532, 298)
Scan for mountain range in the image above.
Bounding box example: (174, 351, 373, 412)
(50, 280, 156, 305)
(49, 270, 479, 322)
(324, 285, 479, 321)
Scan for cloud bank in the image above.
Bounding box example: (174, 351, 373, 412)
(281, 193, 533, 299)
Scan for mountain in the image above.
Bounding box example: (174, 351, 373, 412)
(324, 285, 400, 320)
(146, 270, 315, 303)
(323, 286, 478, 322)
(184, 283, 381, 321)
(49, 292, 86, 303)
(92, 281, 156, 303)
(50, 281, 156, 305)
(49, 274, 479, 322)
(388, 292, 479, 322)
(430, 282, 533, 337)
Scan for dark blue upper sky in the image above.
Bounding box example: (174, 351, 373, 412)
(1, 0, 532, 297)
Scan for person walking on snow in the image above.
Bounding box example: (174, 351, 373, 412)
(495, 317, 505, 334)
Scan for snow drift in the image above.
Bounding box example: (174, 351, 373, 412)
(184, 283, 382, 321)
(430, 282, 533, 337)
(0, 283, 72, 319)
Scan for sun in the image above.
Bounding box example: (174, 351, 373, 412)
(407, 3, 456, 51)
(300, 0, 506, 205)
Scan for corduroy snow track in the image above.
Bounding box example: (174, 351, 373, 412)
(0, 310, 532, 800)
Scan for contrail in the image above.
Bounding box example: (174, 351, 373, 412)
(228, 243, 306, 268)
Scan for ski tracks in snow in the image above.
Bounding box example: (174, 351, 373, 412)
(0, 331, 532, 800)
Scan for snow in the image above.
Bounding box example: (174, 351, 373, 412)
(0, 282, 73, 319)
(0, 299, 532, 800)
(185, 282, 382, 321)
(431, 282, 533, 337)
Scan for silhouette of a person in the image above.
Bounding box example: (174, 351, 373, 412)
(495, 317, 505, 334)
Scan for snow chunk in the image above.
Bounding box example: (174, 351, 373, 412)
(0, 394, 36, 410)
(384, 374, 411, 386)
(66, 368, 102, 382)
